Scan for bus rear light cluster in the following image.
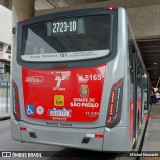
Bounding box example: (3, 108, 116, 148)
(107, 91, 115, 123)
(12, 81, 21, 121)
(106, 79, 123, 128)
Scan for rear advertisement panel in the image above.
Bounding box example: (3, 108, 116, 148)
(22, 64, 106, 122)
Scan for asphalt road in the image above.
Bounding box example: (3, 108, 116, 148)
(0, 120, 129, 160)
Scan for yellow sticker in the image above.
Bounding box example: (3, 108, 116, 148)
(54, 95, 64, 106)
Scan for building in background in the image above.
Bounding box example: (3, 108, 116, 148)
(0, 4, 11, 77)
(0, 4, 11, 113)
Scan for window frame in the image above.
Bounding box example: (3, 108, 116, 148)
(20, 14, 112, 62)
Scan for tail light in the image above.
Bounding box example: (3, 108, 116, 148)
(12, 81, 21, 121)
(106, 79, 123, 128)
(106, 7, 116, 11)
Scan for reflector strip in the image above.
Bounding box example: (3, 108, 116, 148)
(86, 134, 94, 138)
(86, 134, 104, 138)
(20, 127, 27, 131)
(95, 134, 104, 138)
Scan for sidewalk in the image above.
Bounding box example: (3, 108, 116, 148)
(0, 112, 10, 120)
(142, 103, 160, 151)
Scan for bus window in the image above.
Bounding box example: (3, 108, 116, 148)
(137, 58, 141, 87)
(129, 43, 134, 84)
(21, 15, 112, 62)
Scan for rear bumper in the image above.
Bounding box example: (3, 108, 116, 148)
(10, 119, 130, 152)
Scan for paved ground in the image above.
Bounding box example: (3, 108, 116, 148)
(0, 120, 130, 160)
(142, 104, 160, 151)
(0, 120, 68, 160)
(0, 96, 10, 120)
(141, 104, 160, 160)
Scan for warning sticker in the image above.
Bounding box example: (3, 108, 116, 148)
(54, 95, 64, 106)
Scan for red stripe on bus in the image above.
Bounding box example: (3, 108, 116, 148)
(129, 102, 134, 138)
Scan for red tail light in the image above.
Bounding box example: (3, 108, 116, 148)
(106, 7, 116, 11)
(12, 81, 21, 121)
(106, 79, 123, 128)
(107, 90, 115, 123)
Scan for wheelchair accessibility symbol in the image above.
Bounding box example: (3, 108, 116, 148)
(26, 105, 34, 115)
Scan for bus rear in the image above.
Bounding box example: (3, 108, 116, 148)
(11, 8, 131, 152)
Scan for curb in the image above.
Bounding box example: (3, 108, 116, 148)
(0, 116, 10, 121)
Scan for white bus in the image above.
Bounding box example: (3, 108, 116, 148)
(11, 7, 149, 152)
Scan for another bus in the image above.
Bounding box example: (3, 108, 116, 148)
(11, 7, 149, 152)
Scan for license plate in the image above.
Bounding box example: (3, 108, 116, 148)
(50, 109, 70, 117)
